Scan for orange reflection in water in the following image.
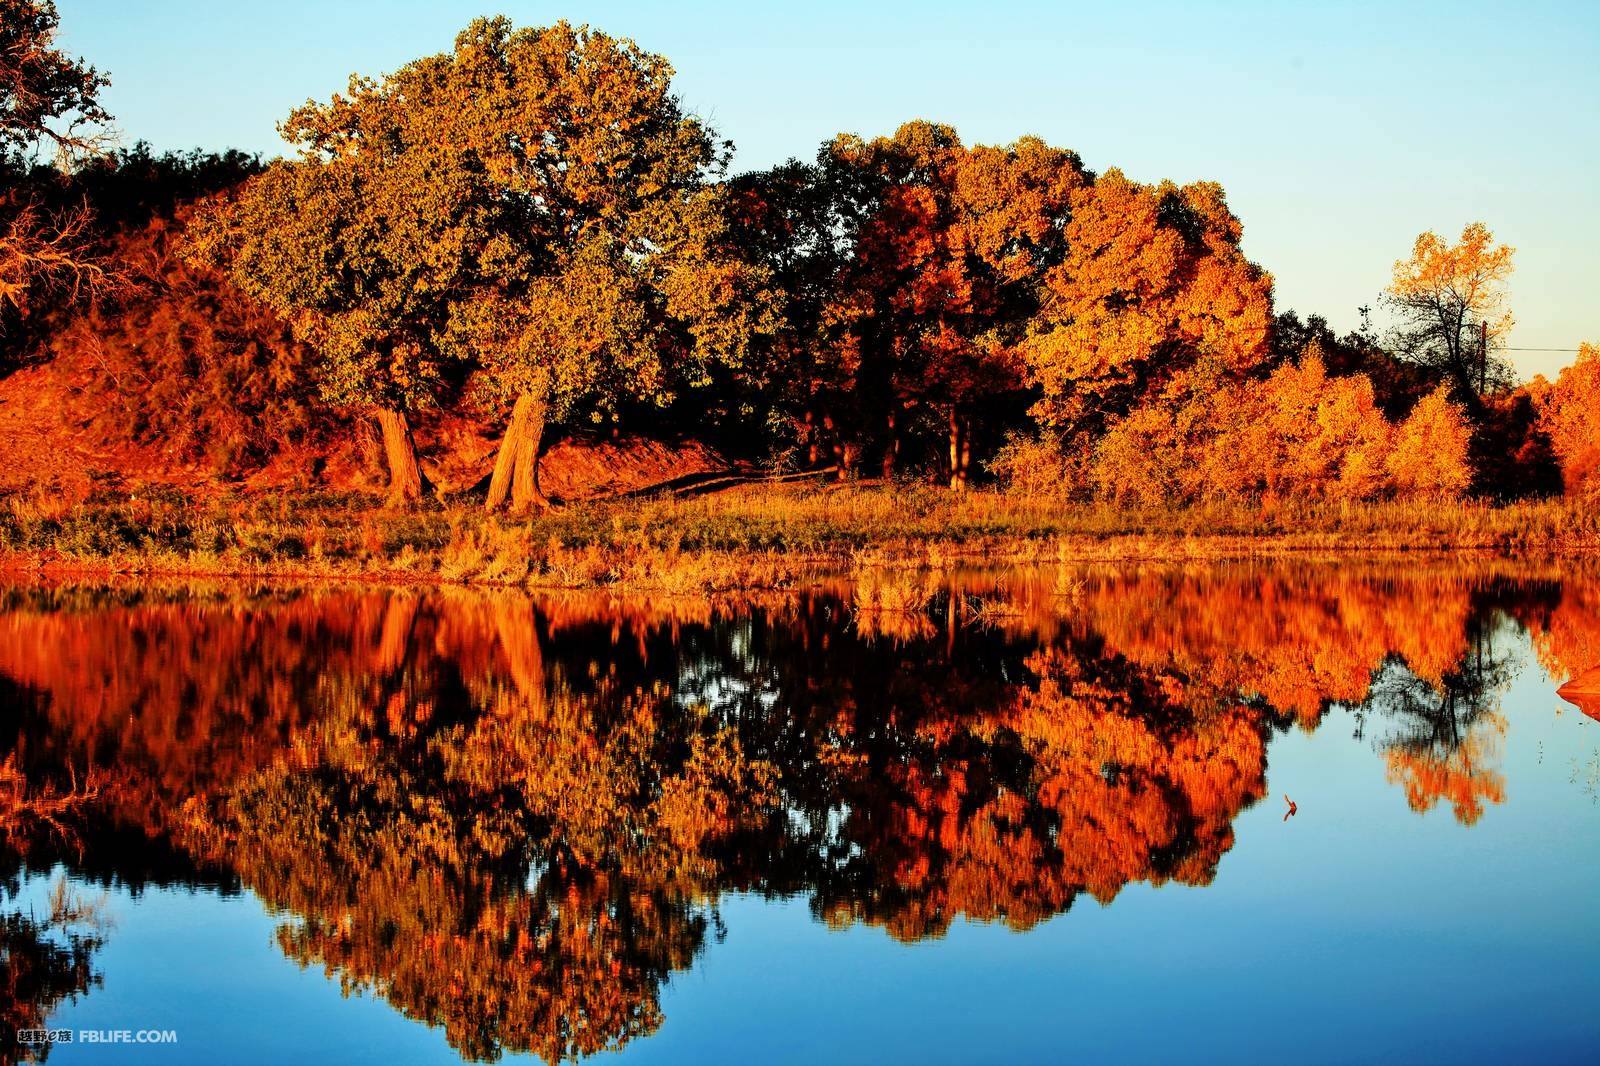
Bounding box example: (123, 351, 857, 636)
(0, 561, 1592, 1062)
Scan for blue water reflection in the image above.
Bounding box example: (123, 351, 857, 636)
(0, 564, 1596, 1064)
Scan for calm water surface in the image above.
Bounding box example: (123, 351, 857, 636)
(1, 561, 1597, 1064)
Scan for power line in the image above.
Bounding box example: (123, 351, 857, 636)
(1503, 347, 1584, 352)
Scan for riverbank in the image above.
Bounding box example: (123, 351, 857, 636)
(2, 483, 1597, 592)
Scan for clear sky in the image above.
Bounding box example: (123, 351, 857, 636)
(54, 0, 1599, 378)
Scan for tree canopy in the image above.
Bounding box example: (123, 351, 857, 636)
(193, 17, 770, 509)
(1384, 222, 1515, 401)
(2, 6, 1586, 509)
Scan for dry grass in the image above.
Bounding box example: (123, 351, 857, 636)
(1, 481, 1596, 592)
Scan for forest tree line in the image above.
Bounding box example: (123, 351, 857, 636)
(4, 4, 1597, 508)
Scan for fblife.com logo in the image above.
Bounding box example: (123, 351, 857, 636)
(17, 1027, 179, 1046)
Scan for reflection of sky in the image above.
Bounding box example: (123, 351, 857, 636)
(17, 630, 1600, 1064)
(640, 644, 1600, 1065)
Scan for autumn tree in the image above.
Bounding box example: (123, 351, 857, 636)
(1092, 351, 1379, 503)
(0, 0, 111, 324)
(194, 18, 765, 509)
(1386, 385, 1474, 500)
(426, 19, 769, 513)
(1383, 222, 1515, 401)
(835, 126, 1087, 486)
(1529, 342, 1600, 500)
(1270, 308, 1437, 418)
(1020, 170, 1274, 441)
(1087, 349, 1474, 505)
(189, 95, 483, 503)
(726, 158, 859, 469)
(743, 124, 1087, 485)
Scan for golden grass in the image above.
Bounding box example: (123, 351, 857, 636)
(1, 481, 1596, 592)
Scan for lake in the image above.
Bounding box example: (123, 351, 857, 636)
(1, 560, 1597, 1064)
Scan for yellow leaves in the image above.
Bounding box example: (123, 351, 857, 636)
(1389, 222, 1515, 311)
(1387, 385, 1474, 500)
(1384, 221, 1515, 395)
(197, 16, 742, 420)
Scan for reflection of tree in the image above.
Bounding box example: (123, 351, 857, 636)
(729, 632, 1270, 941)
(1528, 578, 1600, 710)
(0, 567, 1582, 1062)
(179, 668, 776, 1064)
(1361, 621, 1516, 825)
(0, 898, 103, 1063)
(0, 743, 109, 1063)
(974, 564, 1502, 729)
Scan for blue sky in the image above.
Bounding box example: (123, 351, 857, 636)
(56, 0, 1599, 378)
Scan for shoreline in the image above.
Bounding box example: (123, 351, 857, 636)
(3, 529, 1596, 593)
(4, 483, 1598, 592)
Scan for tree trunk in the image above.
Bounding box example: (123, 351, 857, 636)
(948, 407, 963, 490)
(881, 410, 898, 480)
(486, 392, 537, 512)
(376, 407, 428, 507)
(486, 392, 551, 514)
(838, 440, 858, 482)
(509, 394, 550, 514)
(958, 417, 972, 489)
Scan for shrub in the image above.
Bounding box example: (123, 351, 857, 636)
(50, 209, 331, 476)
(988, 431, 1088, 500)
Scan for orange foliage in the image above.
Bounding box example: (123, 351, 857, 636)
(813, 124, 1088, 481)
(1091, 353, 1471, 504)
(1023, 171, 1274, 434)
(1530, 342, 1600, 500)
(1385, 222, 1515, 396)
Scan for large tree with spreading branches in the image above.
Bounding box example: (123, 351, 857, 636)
(193, 17, 768, 510)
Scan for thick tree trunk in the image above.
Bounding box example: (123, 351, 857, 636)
(509, 400, 549, 514)
(376, 407, 428, 507)
(486, 392, 539, 512)
(486, 392, 551, 514)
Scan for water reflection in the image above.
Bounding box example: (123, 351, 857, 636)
(0, 561, 1596, 1062)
